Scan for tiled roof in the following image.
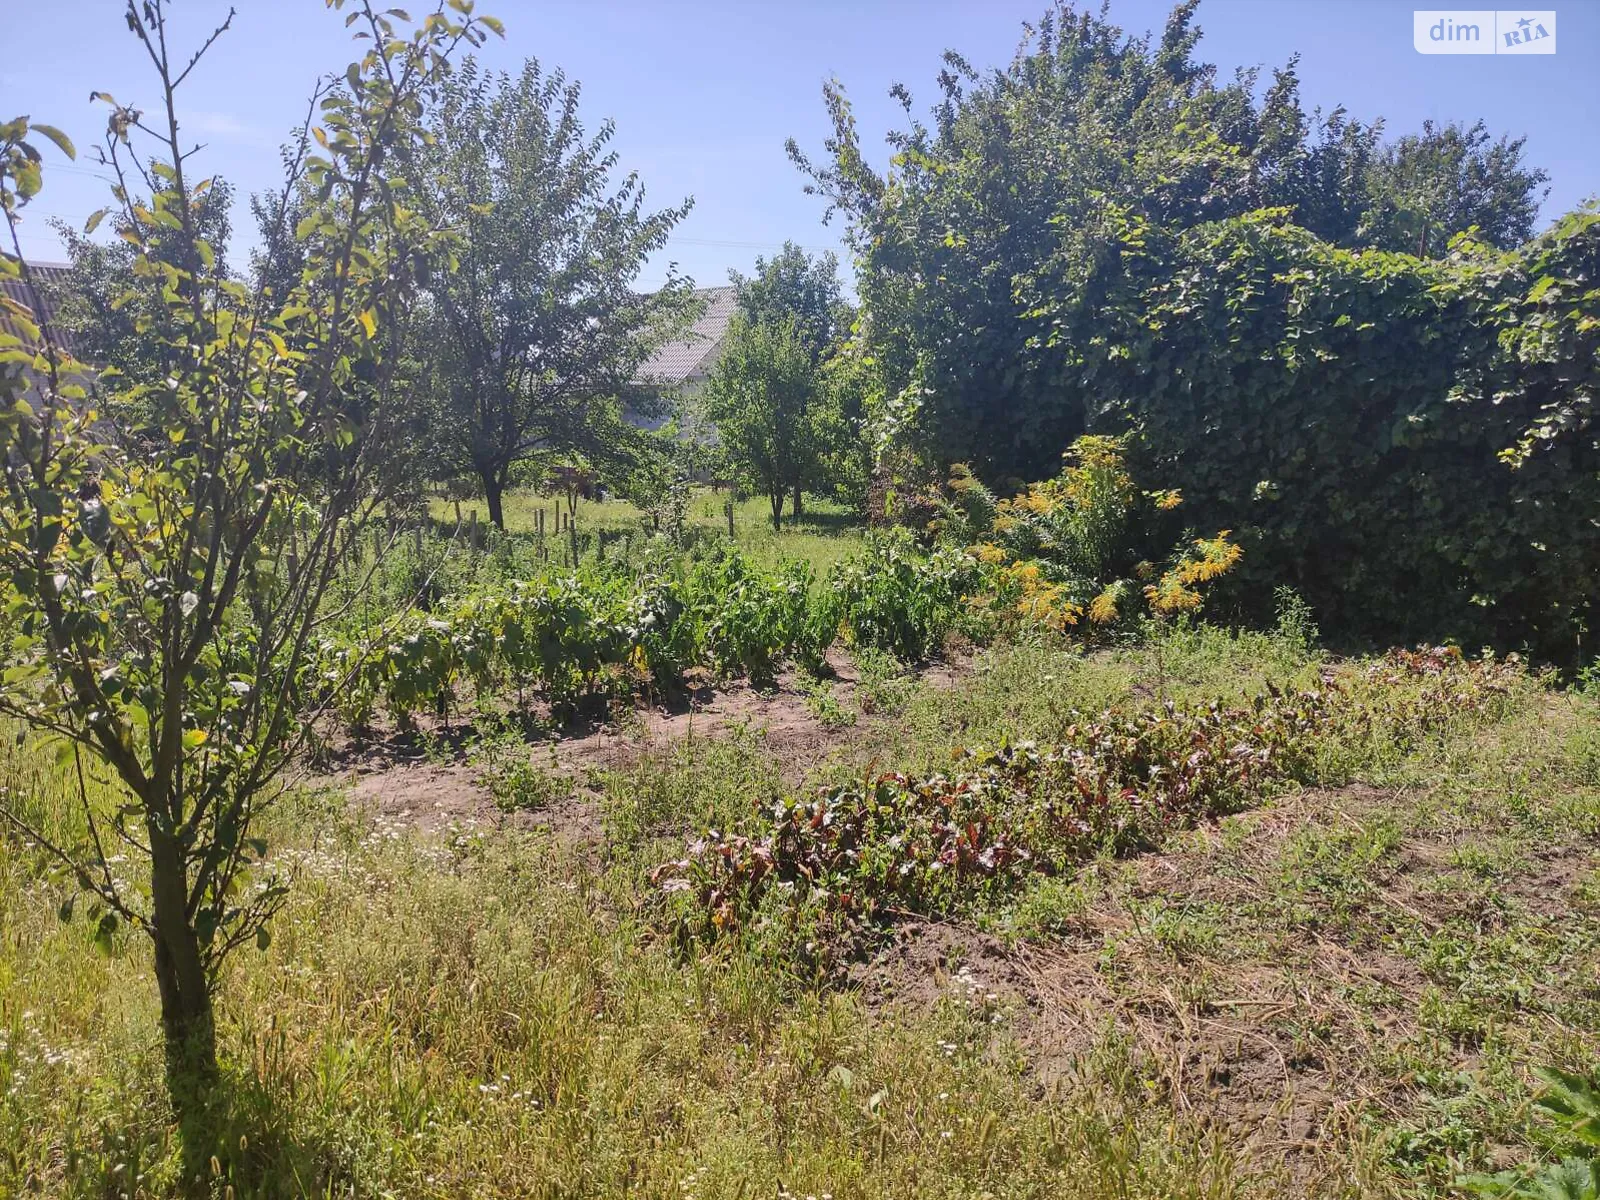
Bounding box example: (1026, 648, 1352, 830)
(0, 259, 78, 357)
(634, 285, 738, 386)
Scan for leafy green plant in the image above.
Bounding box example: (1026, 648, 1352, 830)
(313, 546, 852, 725)
(1462, 1069, 1600, 1198)
(948, 436, 1240, 640)
(832, 527, 972, 662)
(485, 756, 573, 813)
(1272, 586, 1320, 656)
(385, 617, 461, 725)
(797, 670, 856, 728)
(1085, 210, 1600, 661)
(687, 551, 821, 686)
(704, 315, 825, 532)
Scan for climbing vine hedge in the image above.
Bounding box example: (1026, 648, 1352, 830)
(1047, 206, 1600, 660)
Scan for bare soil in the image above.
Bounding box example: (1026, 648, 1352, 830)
(324, 648, 960, 842)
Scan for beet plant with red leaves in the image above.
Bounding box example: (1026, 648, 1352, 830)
(652, 649, 1525, 962)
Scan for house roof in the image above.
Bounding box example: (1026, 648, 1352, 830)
(0, 259, 78, 357)
(634, 285, 738, 387)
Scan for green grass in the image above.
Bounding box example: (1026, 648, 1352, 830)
(428, 487, 867, 580)
(2, 640, 1597, 1197)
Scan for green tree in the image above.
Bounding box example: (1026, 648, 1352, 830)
(0, 0, 496, 1141)
(814, 341, 878, 514)
(731, 240, 849, 364)
(1365, 119, 1550, 257)
(790, 1, 1550, 483)
(704, 314, 819, 530)
(47, 177, 235, 397)
(412, 57, 696, 529)
(728, 242, 852, 515)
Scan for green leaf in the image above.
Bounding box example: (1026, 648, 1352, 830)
(256, 925, 272, 952)
(84, 207, 110, 235)
(31, 123, 76, 160)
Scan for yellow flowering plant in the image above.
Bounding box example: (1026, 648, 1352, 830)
(937, 436, 1241, 637)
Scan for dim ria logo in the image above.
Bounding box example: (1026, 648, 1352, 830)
(1414, 10, 1556, 53)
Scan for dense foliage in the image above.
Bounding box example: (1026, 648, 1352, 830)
(791, 0, 1592, 657)
(308, 438, 1244, 730)
(937, 436, 1239, 635)
(1065, 208, 1600, 658)
(313, 535, 966, 728)
(791, 0, 1551, 485)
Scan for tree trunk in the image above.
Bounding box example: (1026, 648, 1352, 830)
(769, 490, 783, 532)
(792, 483, 803, 519)
(482, 470, 506, 531)
(148, 830, 217, 1124)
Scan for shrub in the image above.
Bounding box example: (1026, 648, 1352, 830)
(384, 617, 461, 724)
(688, 551, 817, 686)
(1083, 211, 1600, 660)
(614, 571, 696, 694)
(944, 436, 1241, 637)
(832, 527, 973, 661)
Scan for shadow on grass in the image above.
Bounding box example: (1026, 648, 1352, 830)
(184, 1064, 374, 1200)
(83, 1062, 372, 1200)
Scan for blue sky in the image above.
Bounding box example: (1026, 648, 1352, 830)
(5, 1, 1597, 291)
